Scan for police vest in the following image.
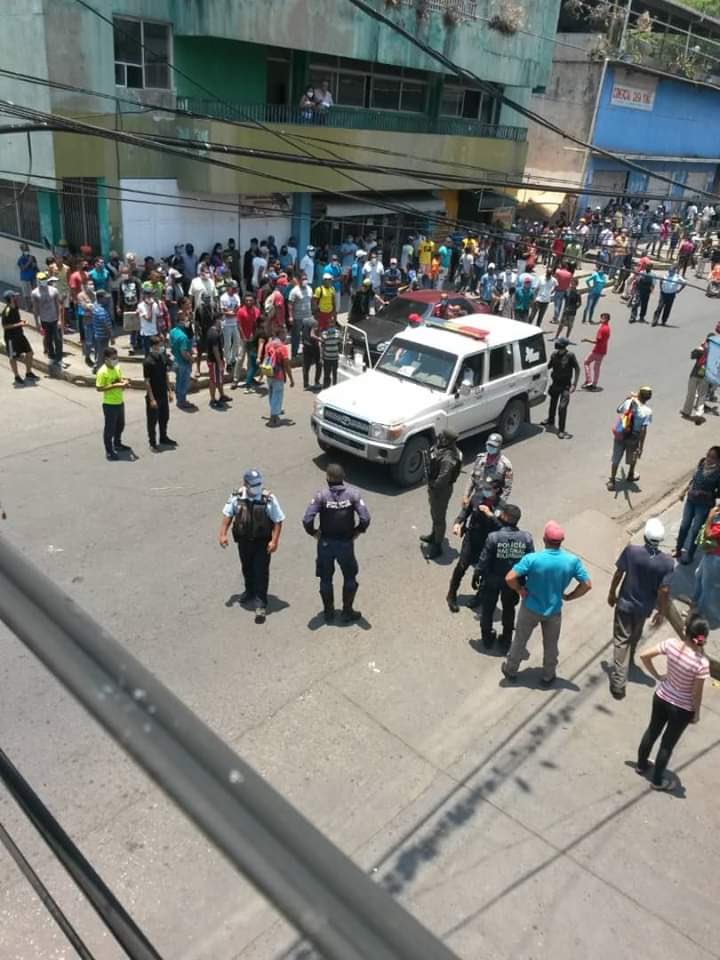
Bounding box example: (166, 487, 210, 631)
(319, 493, 357, 539)
(232, 495, 273, 542)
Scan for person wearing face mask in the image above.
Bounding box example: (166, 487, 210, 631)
(169, 304, 195, 410)
(606, 518, 675, 701)
(463, 432, 513, 508)
(300, 245, 316, 287)
(137, 283, 159, 356)
(95, 347, 130, 461)
(218, 469, 286, 625)
(362, 250, 384, 291)
(143, 335, 176, 450)
(31, 272, 62, 373)
(541, 337, 580, 440)
(447, 485, 501, 613)
(420, 430, 462, 560)
(303, 463, 371, 624)
(89, 290, 114, 373)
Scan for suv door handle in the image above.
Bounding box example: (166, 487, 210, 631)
(531, 373, 542, 381)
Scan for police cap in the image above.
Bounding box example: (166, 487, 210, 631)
(243, 468, 263, 486)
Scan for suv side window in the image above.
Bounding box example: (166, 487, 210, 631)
(455, 352, 484, 390)
(519, 333, 547, 369)
(488, 343, 514, 381)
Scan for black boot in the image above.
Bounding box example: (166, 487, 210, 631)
(499, 631, 513, 652)
(424, 541, 443, 559)
(447, 565, 463, 612)
(483, 629, 497, 649)
(320, 588, 335, 624)
(419, 532, 434, 543)
(341, 587, 361, 622)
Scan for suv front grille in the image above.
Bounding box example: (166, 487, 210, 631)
(324, 406, 370, 436)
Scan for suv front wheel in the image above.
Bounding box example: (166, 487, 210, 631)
(390, 435, 430, 487)
(497, 397, 526, 442)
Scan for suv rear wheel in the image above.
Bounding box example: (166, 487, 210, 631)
(497, 397, 526, 442)
(391, 435, 430, 487)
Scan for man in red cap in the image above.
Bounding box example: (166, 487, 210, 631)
(502, 520, 592, 685)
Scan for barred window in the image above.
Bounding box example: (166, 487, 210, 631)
(0, 180, 41, 242)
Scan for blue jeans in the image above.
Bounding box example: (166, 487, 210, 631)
(174, 360, 191, 405)
(552, 289, 566, 321)
(676, 499, 711, 560)
(693, 552, 720, 625)
(268, 378, 284, 417)
(583, 292, 600, 322)
(244, 349, 257, 387)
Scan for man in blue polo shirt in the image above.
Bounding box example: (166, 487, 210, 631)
(502, 520, 592, 685)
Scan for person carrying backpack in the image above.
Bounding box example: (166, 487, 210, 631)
(607, 386, 653, 490)
(261, 332, 294, 427)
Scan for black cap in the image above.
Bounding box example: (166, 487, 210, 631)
(503, 504, 522, 524)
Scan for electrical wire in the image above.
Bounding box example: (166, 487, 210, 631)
(345, 0, 720, 203)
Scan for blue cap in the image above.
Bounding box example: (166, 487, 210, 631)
(243, 469, 263, 486)
(555, 336, 570, 347)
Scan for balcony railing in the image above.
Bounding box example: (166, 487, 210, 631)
(176, 98, 527, 141)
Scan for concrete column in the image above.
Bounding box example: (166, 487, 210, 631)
(292, 192, 311, 256)
(97, 177, 111, 256)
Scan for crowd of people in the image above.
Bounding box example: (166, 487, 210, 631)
(3, 194, 720, 797)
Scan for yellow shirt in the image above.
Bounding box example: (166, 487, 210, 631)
(314, 285, 336, 313)
(418, 240, 435, 266)
(96, 363, 124, 405)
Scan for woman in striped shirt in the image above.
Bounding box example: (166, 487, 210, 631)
(636, 615, 710, 791)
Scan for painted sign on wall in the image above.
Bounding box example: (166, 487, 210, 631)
(610, 68, 657, 111)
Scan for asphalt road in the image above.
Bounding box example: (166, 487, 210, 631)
(0, 279, 719, 960)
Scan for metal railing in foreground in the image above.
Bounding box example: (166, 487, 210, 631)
(0, 534, 459, 960)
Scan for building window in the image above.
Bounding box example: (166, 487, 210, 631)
(441, 81, 502, 123)
(114, 17, 171, 90)
(0, 180, 40, 242)
(309, 58, 427, 113)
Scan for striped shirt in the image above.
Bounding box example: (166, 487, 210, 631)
(656, 638, 709, 712)
(320, 327, 340, 361)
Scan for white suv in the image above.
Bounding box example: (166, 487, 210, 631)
(311, 315, 548, 487)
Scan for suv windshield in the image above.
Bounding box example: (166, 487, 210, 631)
(376, 298, 428, 325)
(376, 339, 456, 391)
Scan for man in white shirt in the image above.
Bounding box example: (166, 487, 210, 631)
(137, 283, 159, 354)
(529, 269, 557, 326)
(220, 279, 241, 371)
(189, 266, 216, 310)
(300, 246, 316, 286)
(362, 251, 384, 290)
(400, 237, 415, 272)
(250, 251, 267, 291)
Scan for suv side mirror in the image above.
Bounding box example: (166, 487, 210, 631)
(459, 381, 471, 397)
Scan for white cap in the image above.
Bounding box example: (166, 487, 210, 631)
(488, 262, 495, 269)
(644, 518, 665, 543)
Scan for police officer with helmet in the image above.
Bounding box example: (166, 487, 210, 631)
(218, 468, 285, 624)
(421, 429, 462, 560)
(303, 463, 370, 624)
(463, 432, 513, 507)
(472, 503, 534, 650)
(447, 484, 500, 613)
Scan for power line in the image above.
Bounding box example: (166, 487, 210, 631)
(345, 0, 720, 204)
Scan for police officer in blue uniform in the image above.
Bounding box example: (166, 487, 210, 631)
(447, 484, 500, 613)
(218, 468, 285, 624)
(303, 463, 371, 623)
(472, 503, 534, 650)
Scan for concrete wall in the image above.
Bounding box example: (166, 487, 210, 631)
(0, 0, 57, 186)
(174, 37, 267, 104)
(0, 236, 50, 291)
(594, 63, 720, 159)
(168, 0, 562, 91)
(524, 35, 603, 189)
